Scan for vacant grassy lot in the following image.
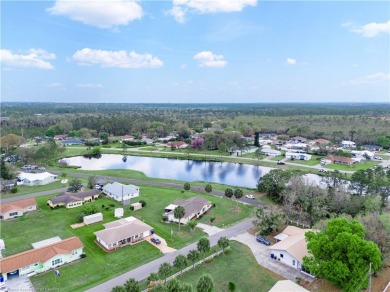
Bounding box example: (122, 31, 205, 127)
(324, 161, 379, 171)
(287, 155, 323, 166)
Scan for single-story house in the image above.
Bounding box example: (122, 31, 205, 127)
(270, 226, 313, 271)
(244, 136, 255, 143)
(269, 280, 309, 292)
(280, 143, 308, 153)
(241, 146, 258, 154)
(102, 182, 139, 205)
(290, 136, 307, 143)
(166, 141, 188, 149)
(141, 136, 154, 144)
(121, 135, 134, 142)
(258, 139, 274, 146)
(163, 197, 212, 224)
(94, 216, 154, 251)
(54, 134, 68, 141)
(17, 172, 57, 186)
(47, 189, 100, 208)
(351, 150, 375, 159)
(0, 198, 37, 220)
(0, 237, 83, 281)
(286, 152, 312, 161)
(323, 155, 356, 165)
(261, 148, 281, 157)
(157, 135, 176, 142)
(61, 138, 84, 146)
(309, 138, 331, 145)
(361, 144, 383, 152)
(341, 140, 356, 148)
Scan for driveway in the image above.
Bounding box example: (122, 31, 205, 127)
(5, 275, 35, 292)
(145, 234, 176, 254)
(231, 232, 313, 283)
(196, 223, 224, 236)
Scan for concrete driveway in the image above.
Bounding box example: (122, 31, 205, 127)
(145, 234, 176, 254)
(231, 232, 313, 283)
(5, 275, 35, 292)
(196, 223, 224, 236)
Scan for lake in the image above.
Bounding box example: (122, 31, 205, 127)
(63, 154, 276, 188)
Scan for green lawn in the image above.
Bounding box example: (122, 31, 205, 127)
(324, 161, 379, 171)
(270, 155, 284, 161)
(288, 155, 323, 166)
(165, 241, 281, 291)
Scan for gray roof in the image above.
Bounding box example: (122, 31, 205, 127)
(102, 182, 139, 197)
(172, 197, 210, 218)
(49, 189, 100, 204)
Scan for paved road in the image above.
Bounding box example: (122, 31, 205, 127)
(86, 218, 255, 292)
(1, 173, 266, 208)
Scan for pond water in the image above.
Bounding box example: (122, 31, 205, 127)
(63, 154, 277, 188)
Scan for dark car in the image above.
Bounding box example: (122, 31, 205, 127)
(256, 236, 271, 246)
(277, 161, 285, 165)
(151, 238, 161, 244)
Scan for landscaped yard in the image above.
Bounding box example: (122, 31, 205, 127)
(324, 161, 379, 171)
(287, 155, 323, 166)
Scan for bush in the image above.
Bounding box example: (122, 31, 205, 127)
(80, 254, 87, 259)
(10, 186, 18, 193)
(76, 214, 84, 223)
(184, 182, 191, 191)
(109, 203, 115, 208)
(130, 206, 134, 211)
(204, 257, 214, 264)
(105, 207, 111, 211)
(228, 282, 236, 291)
(205, 184, 212, 193)
(101, 204, 105, 208)
(139, 200, 147, 207)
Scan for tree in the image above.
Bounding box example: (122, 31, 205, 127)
(124, 278, 140, 292)
(197, 275, 214, 292)
(173, 254, 188, 275)
(187, 249, 200, 268)
(254, 132, 260, 147)
(174, 206, 186, 231)
(166, 278, 180, 291)
(218, 142, 227, 157)
(60, 172, 67, 179)
(150, 284, 168, 292)
(254, 147, 262, 162)
(147, 273, 160, 285)
(257, 169, 296, 203)
(253, 207, 283, 236)
(92, 146, 101, 156)
(303, 218, 382, 290)
(68, 178, 83, 192)
(224, 188, 233, 200)
(183, 182, 191, 191)
(187, 220, 198, 231)
(203, 122, 212, 129)
(228, 282, 236, 292)
(209, 216, 216, 224)
(87, 175, 97, 189)
(112, 286, 126, 292)
(205, 184, 212, 193)
(197, 238, 210, 258)
(0, 158, 12, 180)
(217, 237, 230, 253)
(178, 283, 193, 292)
(0, 134, 24, 153)
(191, 138, 204, 150)
(233, 189, 243, 200)
(158, 262, 172, 284)
(377, 135, 390, 149)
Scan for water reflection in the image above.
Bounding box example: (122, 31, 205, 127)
(64, 154, 277, 188)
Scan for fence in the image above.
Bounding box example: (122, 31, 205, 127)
(141, 249, 226, 292)
(286, 219, 311, 229)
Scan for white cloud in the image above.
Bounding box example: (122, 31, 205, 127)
(348, 72, 390, 85)
(47, 0, 143, 29)
(0, 49, 56, 69)
(193, 51, 227, 68)
(286, 58, 296, 65)
(76, 83, 103, 88)
(169, 0, 256, 23)
(343, 20, 390, 37)
(71, 48, 164, 68)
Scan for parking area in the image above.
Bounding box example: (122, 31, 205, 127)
(145, 234, 176, 254)
(231, 232, 313, 283)
(4, 275, 35, 292)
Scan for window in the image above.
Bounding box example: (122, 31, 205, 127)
(9, 212, 18, 216)
(52, 258, 62, 266)
(72, 250, 78, 255)
(280, 254, 283, 258)
(292, 260, 295, 266)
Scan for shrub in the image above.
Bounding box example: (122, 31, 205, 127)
(228, 282, 236, 291)
(139, 200, 147, 207)
(209, 216, 216, 224)
(105, 207, 111, 211)
(10, 186, 18, 193)
(204, 257, 213, 264)
(184, 182, 191, 191)
(76, 214, 84, 223)
(80, 254, 87, 258)
(130, 206, 134, 211)
(205, 184, 212, 193)
(109, 203, 115, 208)
(101, 204, 105, 208)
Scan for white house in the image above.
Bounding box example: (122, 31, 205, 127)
(17, 172, 57, 186)
(350, 150, 375, 159)
(269, 226, 313, 273)
(341, 140, 356, 148)
(285, 152, 312, 161)
(102, 182, 139, 205)
(94, 216, 153, 251)
(163, 197, 212, 224)
(280, 143, 308, 153)
(0, 237, 83, 281)
(261, 148, 281, 157)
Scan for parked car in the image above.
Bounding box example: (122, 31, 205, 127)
(374, 156, 382, 160)
(319, 168, 327, 172)
(151, 238, 161, 245)
(277, 161, 285, 165)
(38, 167, 46, 171)
(21, 165, 31, 170)
(95, 184, 103, 190)
(245, 194, 255, 199)
(256, 236, 271, 246)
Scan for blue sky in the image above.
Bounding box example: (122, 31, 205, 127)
(1, 0, 389, 103)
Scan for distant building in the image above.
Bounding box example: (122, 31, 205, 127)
(261, 148, 281, 157)
(322, 155, 356, 165)
(17, 172, 57, 186)
(290, 136, 307, 143)
(361, 144, 383, 152)
(166, 141, 188, 149)
(310, 138, 331, 145)
(341, 140, 356, 148)
(121, 135, 134, 142)
(285, 152, 312, 161)
(351, 150, 374, 159)
(54, 134, 68, 141)
(61, 138, 84, 146)
(102, 182, 139, 205)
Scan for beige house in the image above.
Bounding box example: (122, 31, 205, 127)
(47, 189, 100, 209)
(269, 226, 313, 272)
(0, 198, 37, 220)
(94, 216, 154, 251)
(269, 280, 309, 292)
(163, 197, 212, 224)
(0, 237, 83, 281)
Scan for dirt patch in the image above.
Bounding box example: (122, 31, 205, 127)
(70, 222, 85, 229)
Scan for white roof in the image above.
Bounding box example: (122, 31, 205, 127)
(0, 239, 5, 250)
(84, 213, 103, 220)
(103, 182, 139, 197)
(269, 280, 309, 292)
(32, 236, 62, 249)
(342, 140, 355, 145)
(18, 172, 56, 181)
(164, 204, 178, 210)
(114, 208, 124, 218)
(274, 233, 289, 241)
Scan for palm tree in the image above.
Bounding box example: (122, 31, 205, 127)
(174, 206, 186, 231)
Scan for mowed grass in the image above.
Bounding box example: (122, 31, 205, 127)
(324, 160, 379, 171)
(177, 241, 281, 291)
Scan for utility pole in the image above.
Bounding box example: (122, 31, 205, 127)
(368, 262, 372, 292)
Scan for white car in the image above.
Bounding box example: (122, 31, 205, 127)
(245, 195, 255, 199)
(374, 156, 382, 160)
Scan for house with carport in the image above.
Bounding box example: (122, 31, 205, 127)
(163, 196, 212, 224)
(94, 216, 154, 251)
(47, 189, 100, 208)
(17, 172, 57, 186)
(0, 237, 83, 281)
(0, 198, 37, 220)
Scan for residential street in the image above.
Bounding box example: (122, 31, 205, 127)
(85, 218, 254, 292)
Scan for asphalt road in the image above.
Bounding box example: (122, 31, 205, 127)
(1, 172, 266, 208)
(85, 218, 255, 292)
